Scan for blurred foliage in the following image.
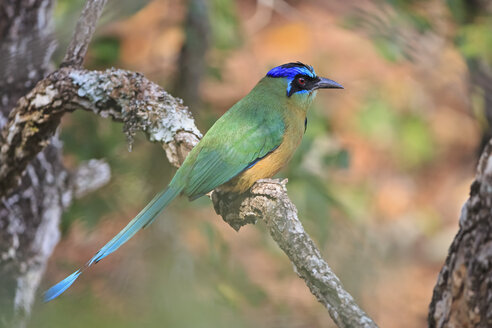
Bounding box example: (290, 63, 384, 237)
(209, 0, 242, 50)
(456, 21, 492, 63)
(205, 0, 242, 84)
(53, 0, 149, 65)
(344, 0, 433, 62)
(357, 98, 435, 168)
(36, 244, 259, 328)
(199, 221, 267, 306)
(371, 0, 492, 156)
(283, 106, 352, 244)
(88, 36, 121, 68)
(370, 36, 404, 62)
(33, 0, 491, 327)
(102, 0, 152, 23)
(53, 0, 86, 63)
(370, 0, 492, 65)
(447, 0, 492, 65)
(383, 0, 433, 32)
(59, 110, 174, 232)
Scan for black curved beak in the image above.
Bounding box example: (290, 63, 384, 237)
(314, 77, 344, 90)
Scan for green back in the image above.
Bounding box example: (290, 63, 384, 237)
(171, 77, 287, 199)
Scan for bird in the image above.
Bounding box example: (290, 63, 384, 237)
(44, 62, 343, 302)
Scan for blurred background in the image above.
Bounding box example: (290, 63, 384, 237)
(33, 0, 491, 327)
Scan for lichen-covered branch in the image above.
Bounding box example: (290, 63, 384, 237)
(66, 69, 202, 165)
(0, 67, 201, 197)
(428, 141, 492, 327)
(213, 179, 378, 328)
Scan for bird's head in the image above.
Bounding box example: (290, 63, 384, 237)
(265, 62, 343, 109)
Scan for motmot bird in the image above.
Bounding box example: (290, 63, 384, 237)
(44, 62, 343, 301)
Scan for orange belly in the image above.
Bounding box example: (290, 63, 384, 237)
(222, 115, 305, 193)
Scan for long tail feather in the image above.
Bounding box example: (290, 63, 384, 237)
(44, 270, 82, 302)
(44, 186, 181, 302)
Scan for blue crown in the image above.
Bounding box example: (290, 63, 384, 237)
(266, 62, 316, 79)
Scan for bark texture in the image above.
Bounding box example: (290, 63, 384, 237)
(60, 0, 107, 68)
(213, 180, 377, 328)
(0, 1, 63, 327)
(0, 68, 201, 196)
(0, 0, 57, 112)
(428, 140, 492, 327)
(0, 1, 112, 327)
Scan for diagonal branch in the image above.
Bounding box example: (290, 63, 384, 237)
(213, 180, 377, 328)
(61, 0, 108, 68)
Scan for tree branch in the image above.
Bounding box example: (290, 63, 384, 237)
(71, 159, 111, 199)
(0, 67, 201, 197)
(0, 62, 376, 328)
(213, 180, 377, 328)
(61, 0, 108, 68)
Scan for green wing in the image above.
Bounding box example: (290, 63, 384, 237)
(173, 99, 285, 200)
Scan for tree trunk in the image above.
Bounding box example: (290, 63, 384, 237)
(428, 140, 492, 327)
(174, 0, 210, 111)
(0, 1, 67, 327)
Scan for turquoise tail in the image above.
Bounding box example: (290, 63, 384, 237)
(44, 186, 182, 302)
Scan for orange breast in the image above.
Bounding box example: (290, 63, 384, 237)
(222, 112, 305, 193)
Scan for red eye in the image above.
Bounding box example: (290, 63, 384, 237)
(297, 77, 306, 85)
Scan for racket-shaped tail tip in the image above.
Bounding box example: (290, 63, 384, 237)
(44, 270, 82, 302)
(87, 253, 101, 267)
